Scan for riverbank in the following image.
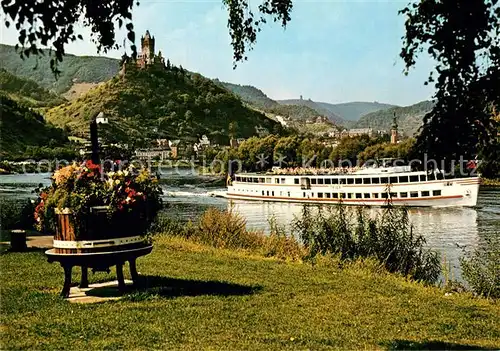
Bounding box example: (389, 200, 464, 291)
(1, 234, 499, 349)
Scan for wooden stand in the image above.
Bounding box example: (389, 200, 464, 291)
(46, 245, 153, 297)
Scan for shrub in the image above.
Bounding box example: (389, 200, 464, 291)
(460, 236, 500, 298)
(292, 203, 441, 284)
(195, 207, 262, 249)
(0, 198, 35, 231)
(152, 207, 303, 260)
(263, 216, 304, 261)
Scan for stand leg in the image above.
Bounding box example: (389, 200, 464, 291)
(116, 263, 126, 292)
(80, 266, 89, 288)
(129, 259, 139, 285)
(61, 265, 73, 298)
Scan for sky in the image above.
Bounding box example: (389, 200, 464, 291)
(0, 0, 436, 106)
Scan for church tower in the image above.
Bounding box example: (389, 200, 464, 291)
(140, 30, 155, 64)
(391, 113, 398, 144)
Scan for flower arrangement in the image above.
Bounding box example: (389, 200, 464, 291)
(34, 161, 162, 239)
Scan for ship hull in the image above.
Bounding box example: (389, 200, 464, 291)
(227, 173, 480, 208)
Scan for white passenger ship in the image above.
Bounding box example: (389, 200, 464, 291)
(226, 162, 480, 207)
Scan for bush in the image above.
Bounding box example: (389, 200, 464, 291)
(264, 216, 305, 261)
(151, 207, 302, 260)
(292, 203, 441, 284)
(460, 236, 500, 298)
(0, 198, 35, 231)
(195, 207, 262, 250)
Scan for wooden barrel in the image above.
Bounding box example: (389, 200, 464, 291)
(53, 207, 146, 254)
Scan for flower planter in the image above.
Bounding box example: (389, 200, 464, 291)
(53, 207, 146, 254)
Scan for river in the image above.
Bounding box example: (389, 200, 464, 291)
(1, 169, 498, 280)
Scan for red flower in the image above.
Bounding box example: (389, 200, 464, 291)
(85, 160, 101, 172)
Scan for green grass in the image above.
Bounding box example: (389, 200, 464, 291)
(1, 235, 499, 350)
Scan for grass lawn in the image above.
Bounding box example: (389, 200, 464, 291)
(1, 235, 499, 350)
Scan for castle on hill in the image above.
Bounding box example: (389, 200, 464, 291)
(136, 30, 165, 68)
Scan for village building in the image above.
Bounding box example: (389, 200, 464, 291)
(391, 115, 399, 144)
(348, 128, 374, 138)
(135, 148, 174, 161)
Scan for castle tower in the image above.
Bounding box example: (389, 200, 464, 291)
(140, 30, 155, 64)
(391, 113, 398, 144)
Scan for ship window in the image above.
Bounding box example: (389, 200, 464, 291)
(372, 177, 380, 184)
(333, 193, 339, 199)
(267, 191, 270, 196)
(236, 177, 241, 181)
(420, 175, 427, 181)
(303, 192, 306, 197)
(288, 192, 291, 197)
(318, 192, 324, 198)
(340, 178, 346, 184)
(372, 193, 379, 198)
(381, 177, 389, 184)
(390, 177, 398, 184)
(354, 193, 361, 199)
(275, 178, 280, 184)
(281, 178, 286, 184)
(332, 178, 339, 184)
(428, 173, 435, 181)
(364, 193, 370, 199)
(347, 178, 354, 184)
(410, 175, 419, 182)
(340, 193, 345, 199)
(272, 191, 275, 196)
(433, 190, 441, 196)
(436, 172, 444, 180)
(381, 193, 388, 199)
(410, 191, 419, 198)
(311, 193, 314, 197)
(262, 191, 265, 195)
(347, 193, 353, 199)
(266, 178, 272, 183)
(318, 178, 324, 185)
(400, 192, 408, 198)
(363, 178, 371, 184)
(399, 176, 408, 183)
(355, 178, 362, 184)
(295, 178, 300, 184)
(325, 193, 331, 198)
(390, 192, 398, 198)
(254, 178, 259, 183)
(325, 178, 331, 185)
(311, 179, 317, 185)
(421, 191, 430, 197)
(259, 178, 265, 183)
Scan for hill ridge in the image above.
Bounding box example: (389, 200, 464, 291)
(353, 100, 434, 136)
(45, 63, 281, 146)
